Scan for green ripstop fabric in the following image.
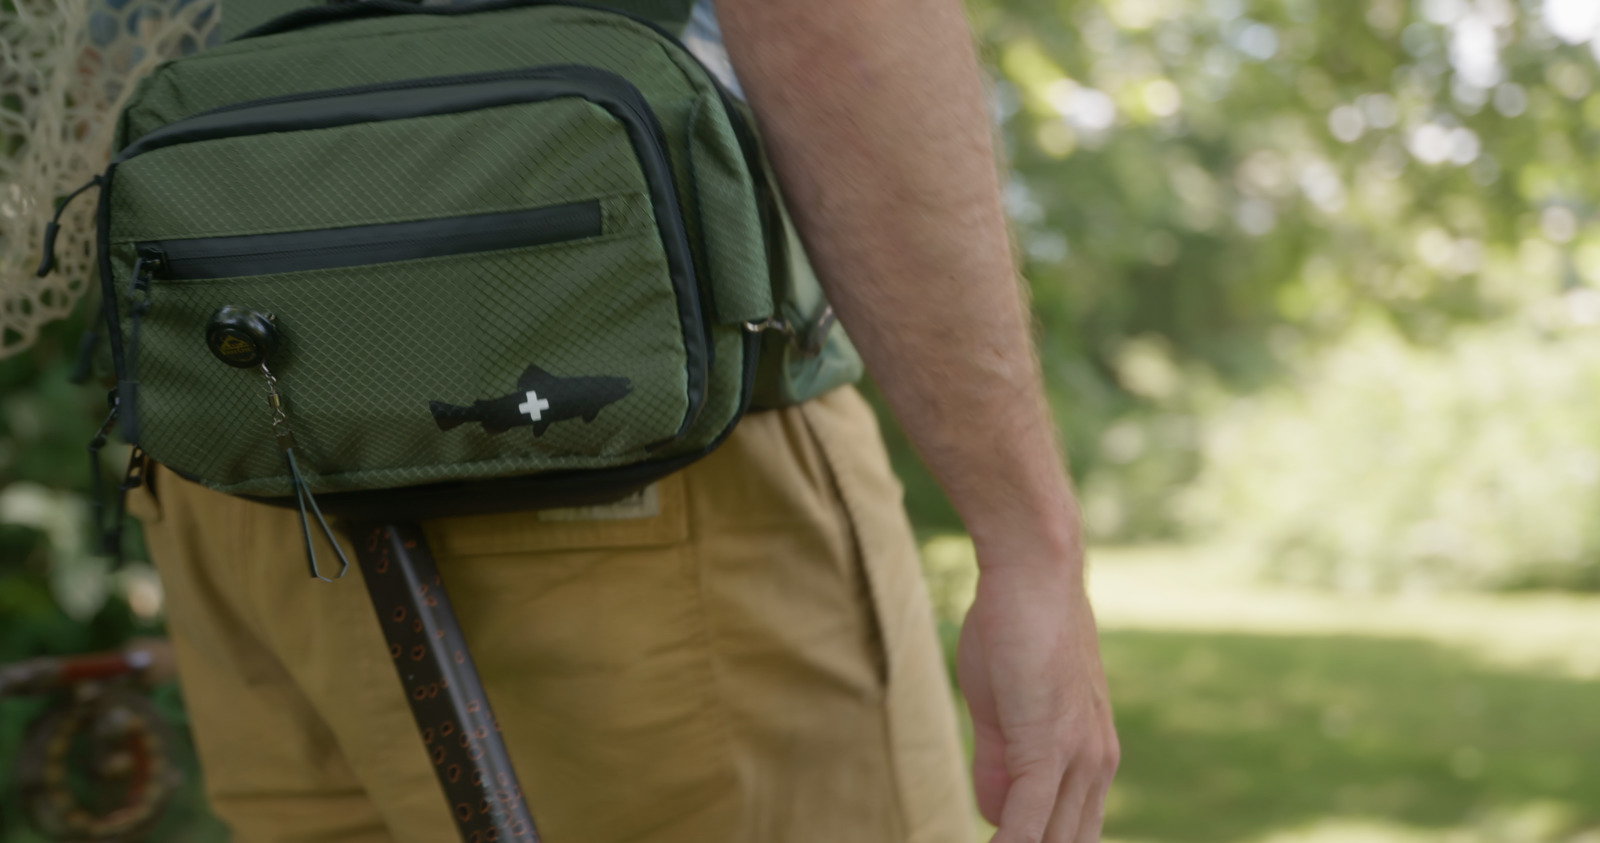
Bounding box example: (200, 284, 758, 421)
(102, 1, 856, 502)
(129, 231, 687, 497)
(112, 100, 644, 242)
(687, 95, 773, 325)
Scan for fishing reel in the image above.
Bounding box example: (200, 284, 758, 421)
(1, 640, 181, 842)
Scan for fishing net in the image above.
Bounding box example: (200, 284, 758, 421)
(0, 0, 218, 359)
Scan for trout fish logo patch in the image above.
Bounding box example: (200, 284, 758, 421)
(429, 364, 631, 436)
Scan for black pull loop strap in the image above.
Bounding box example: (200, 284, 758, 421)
(86, 393, 119, 552)
(86, 395, 147, 569)
(260, 361, 349, 581)
(118, 247, 164, 444)
(69, 318, 103, 385)
(104, 447, 149, 569)
(284, 447, 350, 581)
(35, 175, 104, 277)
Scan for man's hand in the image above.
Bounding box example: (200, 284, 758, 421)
(958, 538, 1118, 842)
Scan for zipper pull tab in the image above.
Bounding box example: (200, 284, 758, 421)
(86, 391, 119, 553)
(35, 175, 104, 277)
(261, 362, 349, 582)
(118, 245, 166, 444)
(83, 391, 143, 568)
(285, 446, 351, 582)
(131, 244, 165, 294)
(104, 446, 148, 568)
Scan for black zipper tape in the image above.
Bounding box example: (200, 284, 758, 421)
(117, 246, 164, 443)
(147, 202, 601, 280)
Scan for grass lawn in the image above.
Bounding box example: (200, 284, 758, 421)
(7, 542, 1598, 843)
(933, 543, 1600, 843)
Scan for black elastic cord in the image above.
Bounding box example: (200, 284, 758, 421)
(118, 301, 148, 444)
(285, 448, 350, 581)
(106, 447, 148, 569)
(118, 254, 157, 444)
(35, 175, 104, 277)
(86, 396, 119, 553)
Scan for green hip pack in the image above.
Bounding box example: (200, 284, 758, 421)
(49, 0, 861, 519)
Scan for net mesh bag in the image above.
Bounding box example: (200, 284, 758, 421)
(0, 0, 218, 358)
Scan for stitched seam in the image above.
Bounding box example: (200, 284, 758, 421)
(680, 468, 746, 832)
(796, 397, 914, 842)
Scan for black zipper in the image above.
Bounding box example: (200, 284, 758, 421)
(143, 202, 602, 280)
(117, 245, 164, 442)
(106, 66, 711, 445)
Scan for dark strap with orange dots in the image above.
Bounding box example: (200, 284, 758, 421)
(353, 523, 542, 843)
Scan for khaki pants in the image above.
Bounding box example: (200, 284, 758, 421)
(133, 386, 974, 843)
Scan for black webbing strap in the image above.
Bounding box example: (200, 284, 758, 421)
(351, 523, 542, 843)
(222, 0, 331, 41)
(603, 0, 694, 30)
(224, 0, 696, 42)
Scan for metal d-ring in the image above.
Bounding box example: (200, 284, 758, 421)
(743, 305, 836, 359)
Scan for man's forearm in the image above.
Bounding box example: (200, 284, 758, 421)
(717, 0, 1080, 563)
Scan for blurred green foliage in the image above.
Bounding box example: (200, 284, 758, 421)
(0, 314, 138, 659)
(882, 0, 1600, 591)
(0, 318, 219, 841)
(1185, 318, 1600, 590)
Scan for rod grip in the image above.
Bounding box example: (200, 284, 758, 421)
(351, 523, 541, 843)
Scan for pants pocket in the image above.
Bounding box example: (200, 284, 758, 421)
(419, 472, 739, 843)
(797, 387, 979, 843)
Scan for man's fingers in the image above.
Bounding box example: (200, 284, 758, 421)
(1042, 771, 1090, 843)
(959, 607, 1010, 825)
(1069, 714, 1120, 843)
(972, 723, 1010, 825)
(989, 764, 1064, 843)
(1073, 779, 1109, 843)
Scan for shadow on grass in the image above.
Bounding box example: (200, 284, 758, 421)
(1101, 630, 1600, 842)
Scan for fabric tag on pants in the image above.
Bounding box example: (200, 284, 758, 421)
(537, 484, 660, 522)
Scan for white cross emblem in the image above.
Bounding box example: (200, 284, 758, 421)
(517, 390, 550, 421)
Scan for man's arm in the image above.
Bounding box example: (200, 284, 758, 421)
(715, 1, 1119, 841)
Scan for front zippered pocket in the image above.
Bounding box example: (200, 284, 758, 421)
(104, 67, 712, 496)
(120, 203, 605, 436)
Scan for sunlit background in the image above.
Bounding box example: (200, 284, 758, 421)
(4, 0, 1600, 841)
